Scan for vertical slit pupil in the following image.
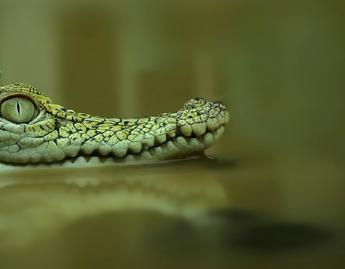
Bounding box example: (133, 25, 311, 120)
(16, 101, 21, 115)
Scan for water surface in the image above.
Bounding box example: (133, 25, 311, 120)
(0, 154, 343, 269)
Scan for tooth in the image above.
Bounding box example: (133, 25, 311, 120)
(180, 125, 192, 136)
(192, 123, 206, 137)
(214, 126, 225, 140)
(140, 151, 152, 160)
(166, 129, 176, 138)
(153, 146, 163, 158)
(166, 141, 179, 154)
(155, 133, 167, 144)
(129, 141, 142, 153)
(125, 154, 135, 161)
(81, 141, 98, 155)
(188, 137, 205, 152)
(175, 136, 188, 149)
(202, 132, 214, 147)
(112, 140, 129, 157)
(64, 146, 80, 157)
(98, 144, 112, 156)
(206, 118, 218, 131)
(73, 156, 89, 166)
(189, 138, 201, 149)
(141, 136, 155, 148)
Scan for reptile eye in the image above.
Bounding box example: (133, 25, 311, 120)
(0, 96, 38, 124)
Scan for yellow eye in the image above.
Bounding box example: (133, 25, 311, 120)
(1, 97, 38, 124)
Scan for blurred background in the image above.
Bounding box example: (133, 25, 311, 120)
(0, 0, 344, 268)
(1, 0, 344, 157)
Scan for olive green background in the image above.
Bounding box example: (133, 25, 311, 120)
(0, 1, 344, 268)
(1, 0, 344, 157)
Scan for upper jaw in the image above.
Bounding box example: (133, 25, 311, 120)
(123, 108, 229, 162)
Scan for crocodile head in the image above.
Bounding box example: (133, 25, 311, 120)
(0, 83, 229, 164)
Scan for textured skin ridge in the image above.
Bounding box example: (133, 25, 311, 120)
(0, 83, 229, 164)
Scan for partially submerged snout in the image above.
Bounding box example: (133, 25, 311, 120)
(0, 83, 229, 164)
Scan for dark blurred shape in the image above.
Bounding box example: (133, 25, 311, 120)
(209, 208, 264, 224)
(234, 223, 331, 252)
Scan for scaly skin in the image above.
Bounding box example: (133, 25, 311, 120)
(0, 83, 229, 164)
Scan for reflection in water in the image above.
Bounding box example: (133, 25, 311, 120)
(0, 157, 343, 269)
(0, 157, 229, 248)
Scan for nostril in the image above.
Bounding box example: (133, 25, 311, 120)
(213, 101, 229, 111)
(214, 100, 224, 106)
